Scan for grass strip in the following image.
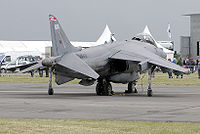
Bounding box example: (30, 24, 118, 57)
(0, 72, 199, 86)
(0, 118, 200, 134)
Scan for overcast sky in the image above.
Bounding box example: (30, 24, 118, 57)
(0, 0, 200, 51)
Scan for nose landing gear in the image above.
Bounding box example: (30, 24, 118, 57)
(48, 67, 54, 95)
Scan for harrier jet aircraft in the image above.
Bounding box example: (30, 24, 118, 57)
(17, 15, 189, 97)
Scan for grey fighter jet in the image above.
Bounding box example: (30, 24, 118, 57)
(18, 15, 189, 97)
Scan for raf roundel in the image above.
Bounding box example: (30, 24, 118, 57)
(54, 24, 60, 30)
(59, 40, 62, 44)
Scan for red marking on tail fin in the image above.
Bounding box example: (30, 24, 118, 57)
(59, 40, 62, 44)
(49, 17, 56, 21)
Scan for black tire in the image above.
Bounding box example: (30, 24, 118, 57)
(107, 83, 112, 96)
(48, 88, 54, 95)
(128, 82, 133, 93)
(147, 90, 152, 97)
(102, 82, 112, 96)
(96, 83, 103, 96)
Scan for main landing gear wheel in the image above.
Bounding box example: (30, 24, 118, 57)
(96, 79, 112, 96)
(96, 82, 103, 95)
(102, 82, 112, 96)
(126, 81, 138, 93)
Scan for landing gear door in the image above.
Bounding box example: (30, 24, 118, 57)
(139, 60, 149, 73)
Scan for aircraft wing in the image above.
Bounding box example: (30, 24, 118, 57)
(15, 54, 99, 79)
(109, 50, 189, 74)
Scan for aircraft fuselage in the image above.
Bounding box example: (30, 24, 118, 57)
(74, 40, 166, 83)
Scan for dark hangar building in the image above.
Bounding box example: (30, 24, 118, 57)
(181, 13, 200, 59)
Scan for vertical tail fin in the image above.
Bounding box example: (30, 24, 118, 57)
(49, 14, 79, 56)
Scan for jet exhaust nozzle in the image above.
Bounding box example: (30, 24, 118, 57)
(42, 58, 54, 67)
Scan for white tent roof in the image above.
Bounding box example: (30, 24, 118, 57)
(143, 25, 152, 36)
(142, 26, 174, 54)
(96, 25, 116, 44)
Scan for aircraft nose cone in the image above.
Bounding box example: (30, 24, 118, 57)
(42, 58, 53, 67)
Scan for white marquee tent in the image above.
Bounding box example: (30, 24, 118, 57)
(0, 25, 115, 60)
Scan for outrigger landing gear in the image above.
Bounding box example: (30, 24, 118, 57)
(147, 69, 152, 97)
(96, 79, 112, 96)
(48, 87, 54, 95)
(125, 81, 138, 93)
(48, 67, 54, 95)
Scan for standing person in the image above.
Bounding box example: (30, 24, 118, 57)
(183, 58, 187, 69)
(172, 58, 176, 64)
(190, 58, 195, 73)
(168, 59, 173, 78)
(183, 58, 186, 65)
(185, 59, 191, 69)
(196, 59, 198, 72)
(198, 59, 200, 79)
(176, 57, 183, 78)
(30, 71, 34, 77)
(38, 68, 43, 77)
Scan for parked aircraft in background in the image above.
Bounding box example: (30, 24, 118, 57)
(1, 55, 38, 73)
(17, 15, 189, 97)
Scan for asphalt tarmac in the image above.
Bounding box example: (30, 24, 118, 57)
(0, 83, 200, 122)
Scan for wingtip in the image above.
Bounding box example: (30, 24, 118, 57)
(94, 74, 100, 80)
(184, 69, 191, 74)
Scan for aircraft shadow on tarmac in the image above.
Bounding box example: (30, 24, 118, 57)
(9, 91, 182, 99)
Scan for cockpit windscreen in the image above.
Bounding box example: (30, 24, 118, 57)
(132, 33, 157, 47)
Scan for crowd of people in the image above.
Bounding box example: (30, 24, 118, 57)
(168, 57, 200, 79)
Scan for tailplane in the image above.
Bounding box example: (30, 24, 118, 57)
(49, 14, 80, 56)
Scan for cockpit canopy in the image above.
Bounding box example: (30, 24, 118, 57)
(132, 33, 157, 47)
